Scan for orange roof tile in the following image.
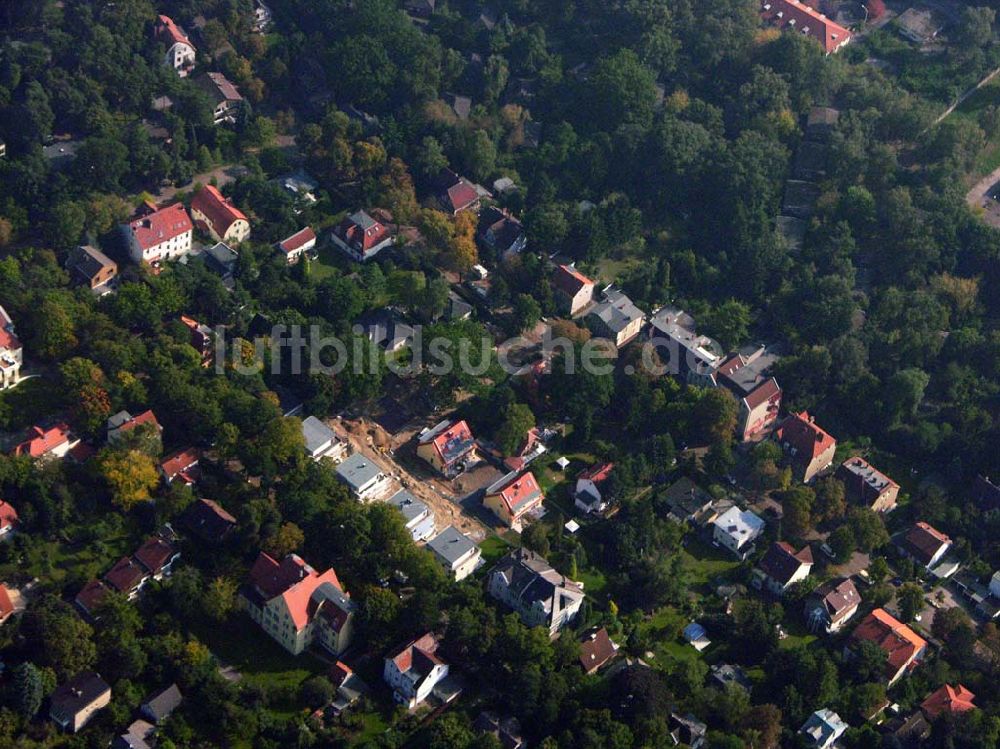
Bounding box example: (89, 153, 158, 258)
(192, 185, 248, 238)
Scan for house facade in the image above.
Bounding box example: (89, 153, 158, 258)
(301, 415, 348, 462)
(277, 227, 317, 263)
(124, 202, 193, 266)
(775, 411, 837, 483)
(588, 287, 645, 347)
(0, 500, 18, 540)
(388, 490, 437, 543)
(574, 461, 614, 514)
(14, 423, 80, 460)
(714, 346, 783, 441)
(155, 15, 196, 76)
(195, 72, 244, 125)
(752, 541, 814, 596)
(49, 672, 111, 733)
(712, 506, 765, 559)
(240, 552, 355, 656)
(483, 470, 544, 530)
(0, 305, 22, 390)
(330, 211, 393, 261)
(897, 522, 952, 570)
(416, 419, 476, 476)
(552, 264, 595, 317)
(67, 245, 117, 291)
(488, 548, 585, 636)
(836, 456, 899, 513)
(191, 185, 250, 244)
(760, 0, 852, 54)
(805, 577, 861, 634)
(427, 526, 482, 581)
(335, 453, 393, 502)
(383, 633, 449, 708)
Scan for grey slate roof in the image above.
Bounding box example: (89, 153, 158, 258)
(589, 288, 644, 334)
(141, 683, 182, 723)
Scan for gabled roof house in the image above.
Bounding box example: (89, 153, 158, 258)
(240, 552, 355, 656)
(488, 548, 585, 636)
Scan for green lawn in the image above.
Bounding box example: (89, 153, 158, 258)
(679, 539, 742, 590)
(0, 527, 134, 590)
(479, 534, 514, 565)
(191, 614, 327, 716)
(778, 619, 820, 651)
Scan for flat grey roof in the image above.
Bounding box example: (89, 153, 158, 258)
(336, 452, 384, 491)
(302, 415, 337, 454)
(427, 525, 477, 565)
(388, 489, 428, 523)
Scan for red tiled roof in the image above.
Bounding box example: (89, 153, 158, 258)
(134, 537, 177, 575)
(490, 471, 543, 517)
(776, 411, 836, 461)
(391, 633, 443, 674)
(579, 627, 617, 673)
(424, 420, 475, 466)
(104, 556, 147, 594)
(921, 684, 976, 719)
(334, 212, 390, 255)
(156, 14, 194, 49)
(278, 227, 316, 254)
(0, 500, 18, 531)
(760, 0, 852, 54)
(743, 377, 781, 410)
(14, 423, 73, 457)
(552, 264, 595, 297)
(160, 448, 200, 481)
(852, 608, 927, 677)
(192, 186, 247, 239)
(129, 202, 193, 252)
(247, 552, 347, 631)
(579, 461, 614, 484)
(445, 180, 479, 213)
(0, 305, 21, 352)
(329, 661, 353, 688)
(0, 585, 13, 620)
(115, 410, 161, 435)
(75, 580, 109, 614)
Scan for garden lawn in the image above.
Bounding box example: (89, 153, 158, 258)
(191, 614, 327, 718)
(479, 534, 514, 565)
(679, 539, 742, 590)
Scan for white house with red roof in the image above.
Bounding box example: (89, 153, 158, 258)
(240, 552, 355, 656)
(154, 15, 196, 76)
(552, 264, 595, 317)
(191, 185, 250, 244)
(13, 423, 80, 460)
(124, 201, 193, 266)
(0, 500, 18, 539)
(416, 419, 476, 477)
(0, 305, 22, 390)
(276, 227, 317, 264)
(574, 461, 614, 514)
(483, 470, 544, 530)
(383, 633, 449, 708)
(775, 411, 837, 483)
(330, 211, 394, 262)
(760, 0, 851, 54)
